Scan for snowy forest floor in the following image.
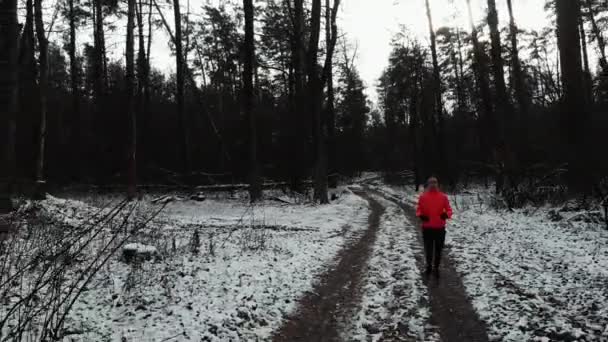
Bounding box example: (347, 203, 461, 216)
(1, 179, 608, 341)
(366, 180, 608, 342)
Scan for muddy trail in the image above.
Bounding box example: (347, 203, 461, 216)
(273, 188, 489, 342)
(371, 188, 490, 342)
(272, 190, 384, 342)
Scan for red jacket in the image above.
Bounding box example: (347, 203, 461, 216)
(416, 190, 453, 229)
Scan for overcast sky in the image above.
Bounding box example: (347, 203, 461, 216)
(99, 0, 552, 102)
(339, 0, 551, 101)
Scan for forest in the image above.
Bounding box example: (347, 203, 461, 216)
(0, 0, 607, 203)
(1, 0, 608, 341)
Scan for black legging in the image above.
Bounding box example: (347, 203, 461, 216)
(422, 228, 446, 268)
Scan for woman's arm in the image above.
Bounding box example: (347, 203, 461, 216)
(444, 195, 453, 219)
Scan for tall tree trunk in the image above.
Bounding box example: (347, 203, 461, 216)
(34, 0, 48, 198)
(18, 0, 35, 182)
(452, 31, 465, 113)
(555, 45, 563, 97)
(143, 0, 153, 168)
(410, 70, 422, 191)
(584, 0, 608, 70)
(243, 0, 261, 201)
(290, 0, 306, 191)
(93, 0, 106, 180)
(136, 0, 146, 105)
(487, 0, 510, 141)
(173, 0, 190, 175)
(93, 0, 106, 100)
(556, 0, 590, 193)
(579, 17, 593, 106)
(506, 0, 529, 146)
(20, 0, 35, 67)
(323, 0, 340, 188)
(0, 0, 19, 210)
(487, 0, 513, 193)
(126, 0, 137, 198)
(424, 0, 447, 182)
(135, 0, 148, 173)
(466, 0, 496, 165)
(68, 0, 80, 179)
(325, 0, 335, 188)
(308, 0, 328, 203)
(146, 0, 153, 101)
(456, 28, 467, 111)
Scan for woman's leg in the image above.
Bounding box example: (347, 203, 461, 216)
(433, 229, 446, 270)
(422, 229, 434, 272)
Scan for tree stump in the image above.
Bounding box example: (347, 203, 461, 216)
(122, 243, 159, 263)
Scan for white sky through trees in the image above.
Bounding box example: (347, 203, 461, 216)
(339, 0, 550, 102)
(63, 0, 551, 104)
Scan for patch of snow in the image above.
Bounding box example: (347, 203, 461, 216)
(123, 243, 158, 254)
(380, 184, 608, 342)
(13, 188, 370, 341)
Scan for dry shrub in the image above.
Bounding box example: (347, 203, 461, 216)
(0, 197, 166, 341)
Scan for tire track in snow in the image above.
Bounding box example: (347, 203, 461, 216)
(271, 190, 384, 342)
(370, 187, 490, 342)
(344, 194, 440, 341)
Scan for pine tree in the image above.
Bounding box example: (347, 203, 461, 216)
(244, 0, 262, 201)
(68, 0, 81, 178)
(555, 0, 590, 193)
(424, 0, 447, 181)
(308, 0, 329, 203)
(487, 0, 510, 139)
(506, 0, 529, 142)
(34, 0, 49, 198)
(173, 0, 191, 174)
(126, 0, 137, 198)
(323, 0, 341, 189)
(466, 0, 496, 163)
(0, 0, 19, 210)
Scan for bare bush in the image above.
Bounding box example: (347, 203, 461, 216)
(0, 197, 166, 341)
(190, 229, 201, 255)
(239, 225, 273, 252)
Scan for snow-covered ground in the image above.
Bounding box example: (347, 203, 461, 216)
(372, 182, 608, 342)
(5, 180, 608, 341)
(345, 195, 439, 342)
(1, 188, 370, 341)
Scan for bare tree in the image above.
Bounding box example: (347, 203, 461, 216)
(308, 0, 328, 203)
(506, 0, 529, 136)
(0, 0, 19, 210)
(555, 0, 591, 193)
(424, 0, 447, 181)
(322, 0, 340, 189)
(487, 0, 511, 140)
(410, 65, 422, 191)
(68, 0, 81, 178)
(579, 16, 593, 105)
(243, 0, 261, 201)
(466, 0, 496, 153)
(126, 0, 137, 198)
(583, 0, 607, 70)
(93, 0, 106, 102)
(173, 0, 191, 174)
(136, 0, 147, 112)
(487, 0, 516, 193)
(34, 0, 48, 198)
(289, 0, 307, 191)
(135, 0, 150, 169)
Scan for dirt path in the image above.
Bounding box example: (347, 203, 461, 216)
(273, 188, 489, 342)
(372, 188, 490, 342)
(272, 190, 384, 342)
